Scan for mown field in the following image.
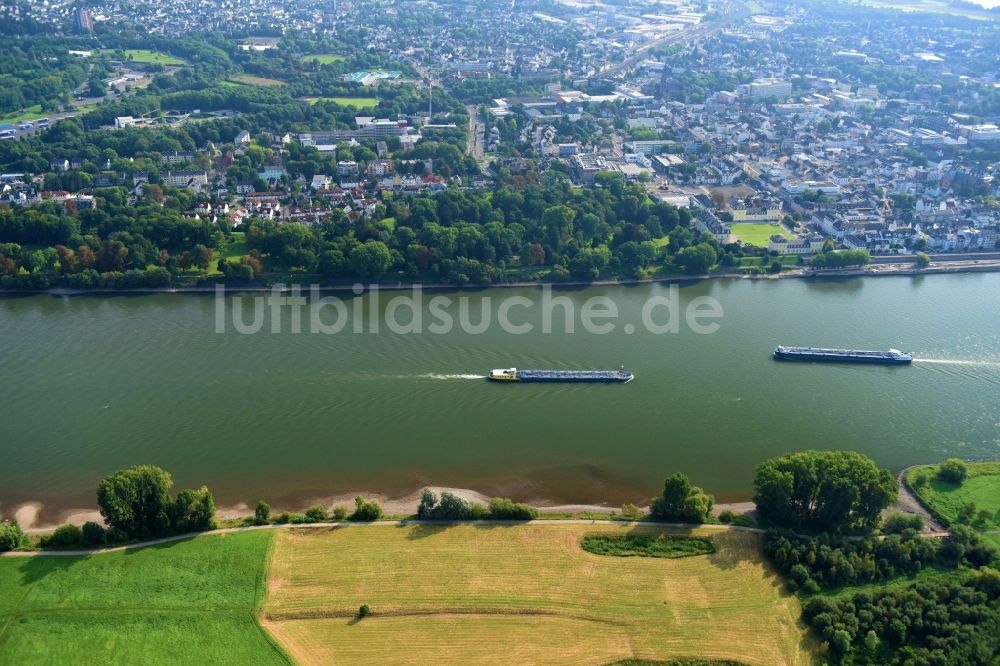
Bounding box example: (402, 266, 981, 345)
(305, 96, 379, 108)
(0, 531, 288, 664)
(730, 223, 792, 247)
(301, 54, 346, 64)
(906, 461, 1000, 529)
(264, 524, 810, 666)
(121, 49, 186, 66)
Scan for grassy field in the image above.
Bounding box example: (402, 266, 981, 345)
(0, 531, 288, 664)
(731, 223, 792, 247)
(264, 524, 810, 665)
(301, 54, 346, 64)
(304, 96, 379, 108)
(208, 231, 250, 274)
(121, 49, 186, 66)
(229, 75, 286, 87)
(738, 255, 801, 267)
(906, 462, 1000, 529)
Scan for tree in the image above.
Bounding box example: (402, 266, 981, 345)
(650, 473, 714, 523)
(673, 243, 717, 274)
(171, 486, 216, 533)
(417, 489, 437, 519)
(937, 458, 967, 484)
(349, 496, 383, 522)
(96, 465, 174, 538)
(914, 252, 930, 268)
(255, 501, 271, 525)
(0, 519, 26, 551)
(753, 451, 897, 533)
(349, 240, 392, 278)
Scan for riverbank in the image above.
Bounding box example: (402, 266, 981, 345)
(3, 256, 1000, 297)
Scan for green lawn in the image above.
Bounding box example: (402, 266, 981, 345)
(0, 531, 288, 664)
(301, 54, 346, 64)
(738, 255, 801, 267)
(906, 462, 1000, 529)
(209, 232, 250, 275)
(120, 49, 186, 66)
(305, 96, 378, 108)
(0, 105, 45, 125)
(730, 223, 793, 248)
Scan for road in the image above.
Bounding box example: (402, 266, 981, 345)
(466, 104, 485, 160)
(1, 95, 107, 140)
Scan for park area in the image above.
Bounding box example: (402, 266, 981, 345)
(731, 223, 793, 247)
(0, 531, 288, 663)
(263, 523, 810, 666)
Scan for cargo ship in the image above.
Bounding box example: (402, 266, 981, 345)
(487, 368, 634, 383)
(773, 346, 912, 365)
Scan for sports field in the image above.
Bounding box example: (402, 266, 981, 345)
(0, 531, 288, 664)
(263, 524, 810, 665)
(731, 223, 792, 247)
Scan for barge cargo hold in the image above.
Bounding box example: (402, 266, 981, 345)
(487, 368, 634, 383)
(773, 346, 912, 364)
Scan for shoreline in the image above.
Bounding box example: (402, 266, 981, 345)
(6, 486, 760, 535)
(2, 258, 1000, 297)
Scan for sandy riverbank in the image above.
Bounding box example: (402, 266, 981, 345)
(5, 487, 765, 535)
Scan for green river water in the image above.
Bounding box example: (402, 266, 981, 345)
(1, 272, 999, 519)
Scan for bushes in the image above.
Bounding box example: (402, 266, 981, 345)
(304, 505, 328, 522)
(580, 534, 715, 558)
(937, 458, 968, 484)
(486, 497, 538, 520)
(0, 519, 27, 551)
(414, 490, 537, 521)
(416, 490, 482, 520)
(764, 527, 996, 592)
(882, 512, 924, 534)
(81, 521, 107, 547)
(802, 578, 1000, 664)
(41, 524, 83, 548)
(349, 496, 383, 522)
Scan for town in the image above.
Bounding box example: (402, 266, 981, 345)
(0, 0, 998, 289)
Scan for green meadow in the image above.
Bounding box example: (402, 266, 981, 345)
(730, 223, 792, 247)
(906, 461, 1000, 529)
(0, 531, 288, 664)
(306, 96, 378, 108)
(301, 54, 346, 64)
(121, 49, 187, 66)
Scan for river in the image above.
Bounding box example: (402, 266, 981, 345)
(2, 273, 999, 520)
